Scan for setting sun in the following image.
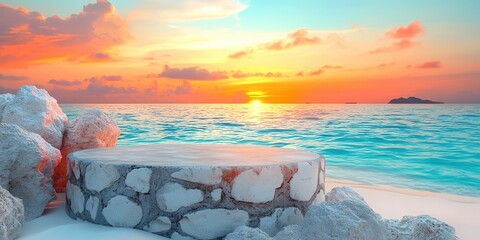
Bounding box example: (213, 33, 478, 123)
(250, 99, 263, 105)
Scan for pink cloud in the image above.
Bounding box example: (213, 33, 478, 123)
(0, 73, 27, 81)
(229, 28, 321, 58)
(414, 61, 442, 69)
(159, 65, 228, 81)
(0, 0, 129, 68)
(386, 20, 424, 39)
(370, 21, 424, 54)
(264, 29, 321, 51)
(370, 39, 419, 54)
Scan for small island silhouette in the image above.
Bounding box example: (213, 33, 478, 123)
(388, 97, 444, 104)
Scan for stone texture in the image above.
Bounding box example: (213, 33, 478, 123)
(259, 207, 303, 236)
(288, 200, 385, 240)
(0, 123, 61, 221)
(171, 167, 223, 185)
(171, 232, 196, 240)
(210, 188, 222, 202)
(125, 168, 152, 193)
(274, 225, 303, 240)
(65, 181, 85, 215)
(156, 183, 203, 212)
(225, 226, 273, 240)
(0, 186, 24, 240)
(66, 144, 324, 239)
(85, 162, 120, 192)
(1, 86, 67, 149)
(143, 216, 172, 233)
(85, 196, 100, 221)
(383, 215, 457, 240)
(102, 195, 143, 228)
(290, 161, 319, 201)
(326, 186, 365, 203)
(231, 166, 283, 203)
(54, 108, 120, 192)
(0, 93, 14, 122)
(179, 208, 249, 240)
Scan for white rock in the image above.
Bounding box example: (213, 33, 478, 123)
(231, 166, 283, 203)
(0, 123, 61, 221)
(171, 167, 223, 185)
(179, 208, 249, 240)
(2, 86, 67, 149)
(102, 195, 142, 228)
(0, 93, 14, 122)
(85, 196, 100, 220)
(299, 200, 385, 240)
(383, 215, 457, 240)
(66, 181, 85, 215)
(225, 226, 273, 240)
(0, 186, 24, 240)
(125, 168, 152, 193)
(85, 162, 120, 192)
(143, 216, 172, 233)
(274, 225, 303, 240)
(171, 232, 196, 240)
(289, 161, 319, 201)
(326, 186, 365, 203)
(54, 108, 120, 192)
(259, 207, 303, 236)
(156, 183, 203, 212)
(71, 160, 81, 180)
(211, 188, 222, 202)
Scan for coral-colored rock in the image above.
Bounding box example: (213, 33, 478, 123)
(54, 109, 120, 192)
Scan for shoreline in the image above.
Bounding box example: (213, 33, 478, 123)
(326, 178, 480, 240)
(18, 178, 480, 240)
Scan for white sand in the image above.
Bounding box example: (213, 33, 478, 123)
(327, 178, 480, 240)
(18, 178, 480, 240)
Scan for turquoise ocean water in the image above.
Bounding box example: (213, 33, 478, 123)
(61, 104, 480, 197)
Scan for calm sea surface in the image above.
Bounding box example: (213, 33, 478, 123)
(61, 104, 480, 197)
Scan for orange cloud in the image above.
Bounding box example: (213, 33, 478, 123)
(229, 28, 321, 59)
(228, 49, 254, 59)
(386, 20, 423, 39)
(370, 21, 423, 54)
(414, 61, 442, 69)
(0, 0, 129, 68)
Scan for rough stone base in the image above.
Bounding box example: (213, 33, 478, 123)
(65, 144, 325, 240)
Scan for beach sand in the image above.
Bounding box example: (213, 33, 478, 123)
(18, 178, 480, 240)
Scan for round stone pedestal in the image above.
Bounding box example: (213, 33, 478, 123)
(66, 144, 325, 239)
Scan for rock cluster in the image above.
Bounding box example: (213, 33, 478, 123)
(227, 187, 458, 240)
(0, 86, 119, 228)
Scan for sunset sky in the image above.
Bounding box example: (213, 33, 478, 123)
(0, 0, 479, 103)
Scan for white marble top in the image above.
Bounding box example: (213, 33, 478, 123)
(69, 144, 321, 167)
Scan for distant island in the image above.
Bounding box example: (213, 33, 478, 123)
(388, 97, 444, 104)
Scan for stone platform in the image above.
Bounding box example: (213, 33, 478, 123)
(65, 144, 325, 239)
